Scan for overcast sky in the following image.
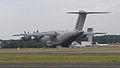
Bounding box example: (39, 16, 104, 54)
(0, 0, 120, 40)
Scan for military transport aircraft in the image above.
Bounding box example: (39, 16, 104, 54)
(13, 10, 109, 47)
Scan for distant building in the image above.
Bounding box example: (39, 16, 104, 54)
(70, 41, 92, 48)
(81, 41, 92, 46)
(70, 41, 82, 48)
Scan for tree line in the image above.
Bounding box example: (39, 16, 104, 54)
(93, 35, 120, 44)
(0, 39, 46, 48)
(0, 35, 120, 48)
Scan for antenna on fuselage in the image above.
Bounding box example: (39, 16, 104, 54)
(67, 10, 110, 31)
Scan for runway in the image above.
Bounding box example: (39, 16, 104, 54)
(0, 48, 120, 53)
(0, 62, 119, 68)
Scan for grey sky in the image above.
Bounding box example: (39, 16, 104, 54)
(0, 0, 120, 39)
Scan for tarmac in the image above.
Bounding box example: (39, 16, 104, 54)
(0, 62, 119, 68)
(0, 48, 120, 53)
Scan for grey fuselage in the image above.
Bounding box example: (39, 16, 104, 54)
(40, 31, 83, 47)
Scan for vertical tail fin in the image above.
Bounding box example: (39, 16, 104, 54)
(75, 13, 87, 31)
(67, 10, 110, 31)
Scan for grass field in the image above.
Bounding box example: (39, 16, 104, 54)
(0, 53, 120, 62)
(0, 47, 120, 62)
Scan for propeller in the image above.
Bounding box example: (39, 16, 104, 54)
(33, 30, 39, 33)
(13, 30, 40, 40)
(13, 31, 32, 40)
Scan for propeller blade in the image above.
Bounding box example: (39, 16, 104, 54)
(24, 31, 27, 34)
(36, 30, 39, 33)
(33, 31, 35, 33)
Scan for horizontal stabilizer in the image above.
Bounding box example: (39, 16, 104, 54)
(67, 10, 110, 14)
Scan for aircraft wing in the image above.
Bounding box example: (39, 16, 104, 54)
(13, 34, 26, 36)
(84, 32, 106, 35)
